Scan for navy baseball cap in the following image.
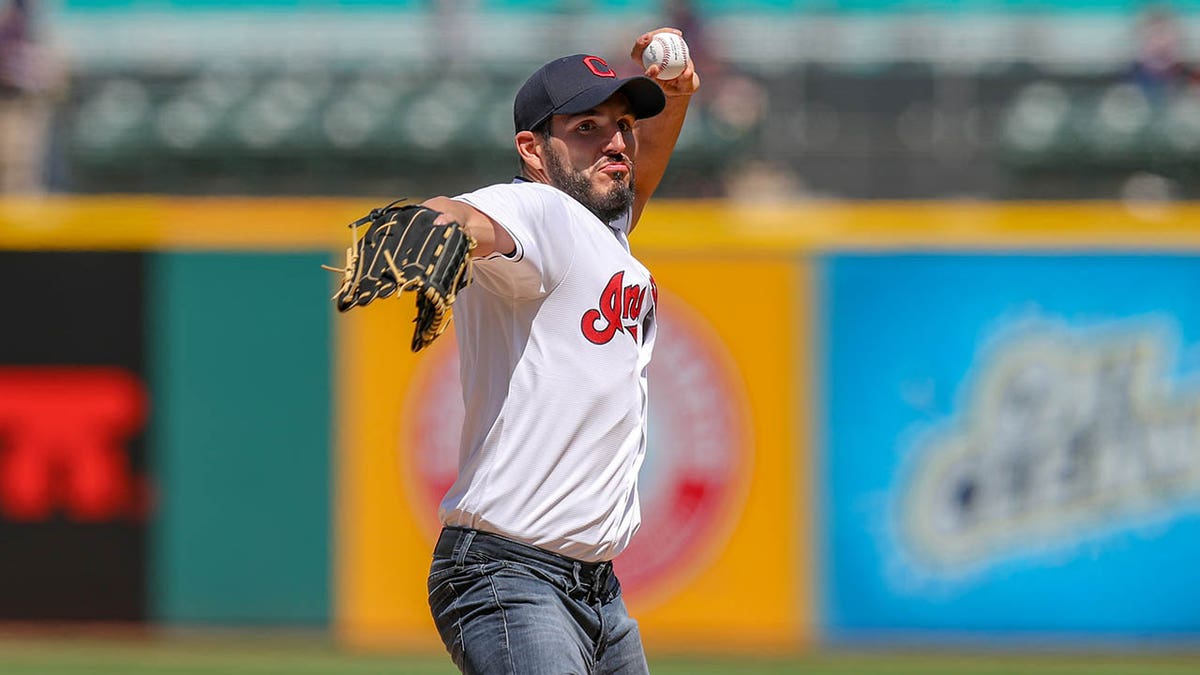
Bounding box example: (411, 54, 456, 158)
(514, 54, 666, 133)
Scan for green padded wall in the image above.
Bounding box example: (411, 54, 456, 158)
(149, 252, 330, 624)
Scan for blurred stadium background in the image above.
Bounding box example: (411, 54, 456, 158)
(3, 0, 1200, 673)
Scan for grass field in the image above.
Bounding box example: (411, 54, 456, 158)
(1, 633, 1197, 675)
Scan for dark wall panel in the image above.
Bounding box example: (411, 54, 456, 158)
(0, 251, 148, 621)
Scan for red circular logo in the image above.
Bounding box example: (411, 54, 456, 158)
(399, 290, 751, 602)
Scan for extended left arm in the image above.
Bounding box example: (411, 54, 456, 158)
(629, 28, 701, 232)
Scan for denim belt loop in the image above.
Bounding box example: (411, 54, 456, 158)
(571, 561, 583, 593)
(589, 563, 607, 602)
(452, 529, 477, 567)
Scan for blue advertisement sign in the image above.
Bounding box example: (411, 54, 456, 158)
(822, 254, 1200, 637)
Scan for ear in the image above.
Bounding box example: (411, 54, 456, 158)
(515, 130, 545, 173)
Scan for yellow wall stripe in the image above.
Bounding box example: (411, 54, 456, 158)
(3, 197, 1200, 252)
(0, 196, 377, 251)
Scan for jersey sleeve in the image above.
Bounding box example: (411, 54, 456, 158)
(453, 183, 576, 299)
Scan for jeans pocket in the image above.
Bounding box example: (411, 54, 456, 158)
(428, 579, 460, 628)
(428, 560, 508, 608)
(427, 557, 457, 587)
(502, 560, 572, 594)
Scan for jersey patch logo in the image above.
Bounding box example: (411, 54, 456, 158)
(581, 271, 651, 345)
(582, 56, 616, 78)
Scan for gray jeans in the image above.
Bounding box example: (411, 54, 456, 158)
(428, 527, 650, 675)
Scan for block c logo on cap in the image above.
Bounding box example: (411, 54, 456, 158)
(582, 56, 616, 78)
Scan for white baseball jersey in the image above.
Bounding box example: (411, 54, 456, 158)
(439, 179, 658, 563)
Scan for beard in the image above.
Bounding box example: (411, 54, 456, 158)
(544, 145, 635, 224)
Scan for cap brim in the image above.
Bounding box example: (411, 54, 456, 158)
(555, 75, 666, 121)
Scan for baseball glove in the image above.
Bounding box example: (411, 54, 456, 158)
(324, 200, 475, 352)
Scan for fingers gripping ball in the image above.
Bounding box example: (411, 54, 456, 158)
(325, 201, 475, 352)
(642, 32, 689, 81)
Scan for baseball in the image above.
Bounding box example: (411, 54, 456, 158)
(642, 32, 689, 81)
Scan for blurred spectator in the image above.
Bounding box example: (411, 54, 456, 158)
(0, 0, 65, 194)
(1130, 6, 1197, 106)
(664, 0, 713, 78)
(724, 159, 804, 203)
(432, 0, 478, 70)
(659, 0, 771, 198)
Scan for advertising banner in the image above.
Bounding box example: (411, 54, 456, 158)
(0, 252, 150, 621)
(336, 256, 810, 652)
(0, 249, 332, 623)
(823, 254, 1200, 636)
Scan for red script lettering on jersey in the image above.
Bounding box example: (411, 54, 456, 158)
(581, 271, 649, 345)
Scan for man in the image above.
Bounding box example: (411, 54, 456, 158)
(0, 0, 64, 194)
(420, 28, 698, 674)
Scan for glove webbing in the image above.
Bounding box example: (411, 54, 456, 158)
(322, 199, 408, 304)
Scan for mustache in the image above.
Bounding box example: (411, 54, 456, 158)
(598, 154, 633, 170)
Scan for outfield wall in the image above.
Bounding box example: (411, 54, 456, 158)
(2, 198, 1200, 648)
